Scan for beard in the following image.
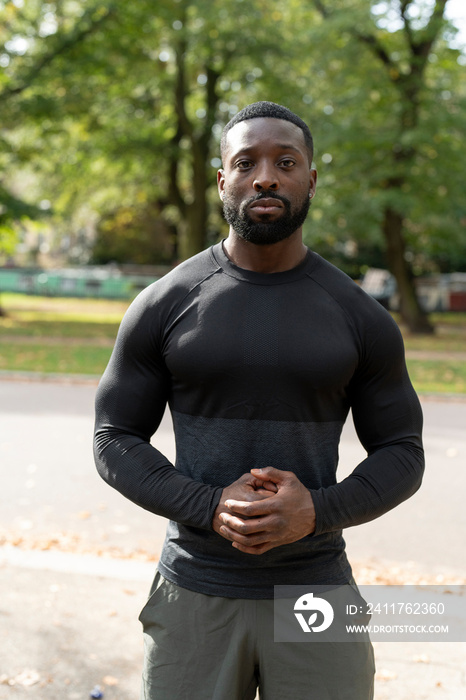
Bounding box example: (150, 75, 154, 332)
(222, 190, 311, 245)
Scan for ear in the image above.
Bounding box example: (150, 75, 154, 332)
(217, 169, 225, 200)
(309, 168, 317, 199)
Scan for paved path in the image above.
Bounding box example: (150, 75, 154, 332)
(1, 377, 465, 577)
(1, 550, 465, 700)
(339, 396, 466, 579)
(1, 378, 465, 699)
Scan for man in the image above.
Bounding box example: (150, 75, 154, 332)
(94, 101, 424, 699)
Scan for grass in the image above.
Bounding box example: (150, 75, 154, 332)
(0, 342, 112, 375)
(0, 293, 128, 340)
(0, 293, 465, 392)
(396, 313, 466, 354)
(0, 293, 124, 375)
(406, 359, 466, 395)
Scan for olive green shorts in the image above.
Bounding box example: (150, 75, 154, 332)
(139, 573, 375, 700)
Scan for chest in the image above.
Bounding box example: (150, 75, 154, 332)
(161, 282, 359, 397)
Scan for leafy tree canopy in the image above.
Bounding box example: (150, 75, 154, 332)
(1, 0, 465, 330)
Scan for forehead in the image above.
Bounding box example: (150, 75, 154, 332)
(223, 118, 307, 161)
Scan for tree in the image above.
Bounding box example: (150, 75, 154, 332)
(0, 1, 117, 258)
(1, 1, 298, 261)
(308, 0, 465, 332)
(92, 202, 177, 265)
(1, 0, 464, 338)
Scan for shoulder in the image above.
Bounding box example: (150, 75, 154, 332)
(142, 247, 220, 303)
(308, 252, 403, 358)
(115, 247, 221, 345)
(127, 247, 220, 314)
(309, 253, 399, 328)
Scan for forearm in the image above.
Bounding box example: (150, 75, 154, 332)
(93, 287, 223, 530)
(94, 427, 222, 529)
(311, 441, 424, 535)
(315, 309, 426, 535)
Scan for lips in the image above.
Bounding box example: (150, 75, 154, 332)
(249, 198, 284, 214)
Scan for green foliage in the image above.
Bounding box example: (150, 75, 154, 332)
(92, 204, 177, 265)
(0, 0, 465, 282)
(0, 184, 44, 256)
(296, 1, 466, 278)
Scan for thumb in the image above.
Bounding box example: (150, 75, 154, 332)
(250, 466, 286, 483)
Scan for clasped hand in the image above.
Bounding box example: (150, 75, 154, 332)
(212, 467, 316, 555)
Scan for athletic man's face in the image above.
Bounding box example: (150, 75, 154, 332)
(218, 118, 316, 245)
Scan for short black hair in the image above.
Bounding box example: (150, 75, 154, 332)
(220, 101, 314, 164)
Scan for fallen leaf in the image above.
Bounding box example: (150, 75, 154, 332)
(0, 672, 41, 687)
(103, 675, 119, 686)
(413, 654, 430, 664)
(375, 669, 398, 681)
(15, 670, 41, 687)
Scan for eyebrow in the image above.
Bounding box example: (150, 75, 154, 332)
(231, 143, 303, 158)
(275, 144, 302, 154)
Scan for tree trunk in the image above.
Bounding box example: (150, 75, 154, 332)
(382, 206, 433, 334)
(171, 35, 220, 261)
(179, 202, 208, 260)
(176, 130, 210, 261)
(344, 1, 449, 336)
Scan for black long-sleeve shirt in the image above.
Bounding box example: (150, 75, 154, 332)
(94, 242, 424, 597)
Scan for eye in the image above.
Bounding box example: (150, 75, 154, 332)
(280, 159, 296, 168)
(236, 160, 253, 169)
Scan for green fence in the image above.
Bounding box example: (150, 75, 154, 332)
(0, 267, 161, 299)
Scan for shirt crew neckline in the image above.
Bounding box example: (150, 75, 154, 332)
(211, 240, 316, 285)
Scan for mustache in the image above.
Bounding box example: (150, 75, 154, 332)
(244, 191, 291, 207)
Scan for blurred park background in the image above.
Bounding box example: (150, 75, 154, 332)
(1, 4, 466, 696)
(0, 0, 465, 392)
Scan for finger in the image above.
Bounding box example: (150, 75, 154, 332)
(220, 512, 273, 535)
(249, 476, 278, 492)
(219, 525, 271, 547)
(259, 481, 278, 493)
(225, 498, 276, 517)
(250, 467, 290, 483)
(232, 541, 276, 555)
(254, 488, 277, 498)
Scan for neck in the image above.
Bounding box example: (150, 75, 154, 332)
(223, 230, 307, 273)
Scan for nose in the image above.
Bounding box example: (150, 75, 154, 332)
(253, 161, 279, 191)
